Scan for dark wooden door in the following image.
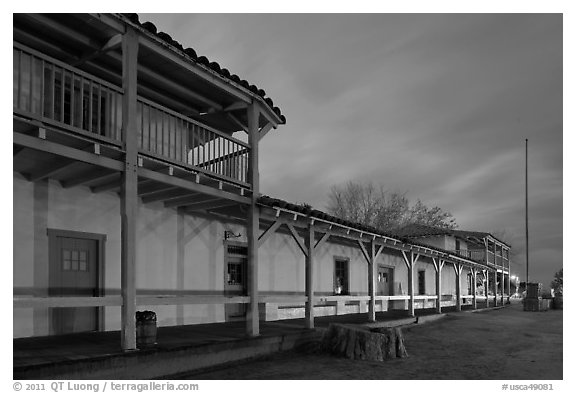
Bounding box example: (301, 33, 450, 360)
(224, 248, 247, 320)
(377, 266, 393, 296)
(49, 236, 99, 334)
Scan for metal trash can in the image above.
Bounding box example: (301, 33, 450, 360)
(136, 310, 157, 348)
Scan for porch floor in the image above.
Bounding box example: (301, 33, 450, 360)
(13, 304, 487, 379)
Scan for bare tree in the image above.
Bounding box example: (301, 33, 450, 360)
(326, 181, 457, 231)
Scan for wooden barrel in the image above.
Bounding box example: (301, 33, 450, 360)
(136, 321, 157, 347)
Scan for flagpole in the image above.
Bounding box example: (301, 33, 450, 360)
(525, 139, 529, 285)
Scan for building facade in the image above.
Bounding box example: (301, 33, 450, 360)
(13, 13, 511, 349)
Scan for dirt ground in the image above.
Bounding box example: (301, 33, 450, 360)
(185, 301, 563, 380)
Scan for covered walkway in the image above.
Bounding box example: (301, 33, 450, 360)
(13, 305, 488, 379)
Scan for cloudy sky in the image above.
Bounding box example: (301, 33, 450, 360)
(140, 13, 563, 286)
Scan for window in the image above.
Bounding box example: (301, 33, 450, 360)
(418, 270, 426, 295)
(455, 239, 461, 251)
(227, 263, 243, 285)
(62, 248, 89, 272)
(334, 258, 349, 295)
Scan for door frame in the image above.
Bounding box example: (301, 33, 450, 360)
(223, 240, 248, 320)
(333, 256, 351, 295)
(47, 228, 107, 332)
(377, 264, 395, 296)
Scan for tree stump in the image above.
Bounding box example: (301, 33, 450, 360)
(321, 324, 408, 361)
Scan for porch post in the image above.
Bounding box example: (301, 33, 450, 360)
(305, 222, 315, 329)
(403, 251, 416, 317)
(507, 258, 511, 301)
(493, 270, 498, 307)
(500, 270, 504, 305)
(485, 270, 490, 307)
(455, 263, 462, 312)
(471, 267, 477, 309)
(368, 241, 376, 322)
(246, 103, 260, 336)
(435, 259, 443, 314)
(120, 27, 139, 351)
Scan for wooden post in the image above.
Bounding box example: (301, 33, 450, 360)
(402, 251, 417, 317)
(246, 103, 260, 336)
(433, 258, 444, 314)
(493, 271, 498, 307)
(120, 27, 138, 351)
(485, 270, 490, 307)
(305, 222, 315, 329)
(368, 241, 376, 322)
(507, 258, 511, 301)
(471, 267, 477, 309)
(455, 263, 462, 312)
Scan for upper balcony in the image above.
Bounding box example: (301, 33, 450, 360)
(448, 249, 509, 271)
(13, 13, 284, 211)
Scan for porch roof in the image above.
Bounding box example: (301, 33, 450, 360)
(121, 13, 286, 124)
(391, 224, 511, 249)
(257, 196, 495, 268)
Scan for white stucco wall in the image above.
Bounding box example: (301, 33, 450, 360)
(14, 173, 467, 338)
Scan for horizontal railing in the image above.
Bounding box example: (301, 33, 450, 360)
(137, 97, 250, 185)
(450, 249, 486, 262)
(14, 42, 251, 186)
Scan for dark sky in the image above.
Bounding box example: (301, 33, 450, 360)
(141, 13, 562, 286)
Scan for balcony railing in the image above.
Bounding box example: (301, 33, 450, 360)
(13, 43, 123, 143)
(450, 249, 486, 263)
(13, 42, 250, 186)
(136, 97, 250, 185)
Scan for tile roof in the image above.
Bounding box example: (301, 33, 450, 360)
(120, 13, 286, 124)
(392, 224, 511, 248)
(256, 196, 501, 263)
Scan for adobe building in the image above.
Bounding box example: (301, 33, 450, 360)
(13, 13, 511, 351)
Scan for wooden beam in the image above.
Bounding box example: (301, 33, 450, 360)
(368, 241, 376, 322)
(138, 166, 250, 205)
(226, 113, 249, 133)
(137, 295, 250, 306)
(258, 220, 282, 248)
(374, 244, 384, 261)
(184, 199, 237, 212)
(246, 102, 260, 337)
(61, 169, 117, 189)
(91, 176, 122, 193)
(14, 296, 122, 308)
(141, 189, 194, 204)
(120, 27, 138, 351)
(471, 267, 478, 309)
(139, 184, 179, 197)
(407, 251, 415, 317)
(21, 13, 102, 48)
(258, 122, 275, 141)
(358, 240, 371, 264)
(435, 259, 444, 314)
(305, 223, 315, 329)
(13, 132, 124, 172)
(401, 250, 411, 269)
(455, 263, 462, 312)
(314, 232, 330, 251)
(286, 223, 308, 257)
(13, 146, 25, 158)
(224, 101, 248, 111)
(73, 33, 122, 66)
(139, 37, 252, 104)
(164, 195, 219, 208)
(27, 160, 77, 182)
